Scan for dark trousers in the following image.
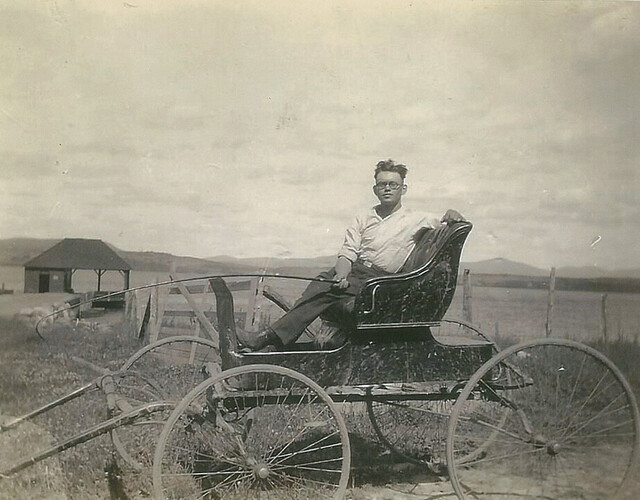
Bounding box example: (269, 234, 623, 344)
(270, 261, 388, 345)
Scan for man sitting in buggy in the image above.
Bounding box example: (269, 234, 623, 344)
(236, 158, 466, 351)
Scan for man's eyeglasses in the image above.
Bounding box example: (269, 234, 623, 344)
(374, 181, 403, 190)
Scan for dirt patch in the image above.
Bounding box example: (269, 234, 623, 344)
(351, 483, 455, 499)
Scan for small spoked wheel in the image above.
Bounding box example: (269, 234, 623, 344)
(111, 336, 220, 471)
(118, 336, 221, 404)
(446, 338, 640, 499)
(367, 396, 506, 474)
(153, 364, 351, 499)
(367, 397, 455, 471)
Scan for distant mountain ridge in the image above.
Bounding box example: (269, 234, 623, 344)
(209, 254, 337, 271)
(458, 258, 547, 277)
(1, 238, 640, 279)
(0, 238, 238, 274)
(0, 238, 63, 267)
(210, 254, 640, 280)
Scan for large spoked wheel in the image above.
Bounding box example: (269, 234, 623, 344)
(446, 338, 640, 499)
(366, 397, 456, 470)
(153, 364, 351, 499)
(111, 336, 220, 471)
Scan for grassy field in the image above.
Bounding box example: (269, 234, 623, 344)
(1, 283, 639, 499)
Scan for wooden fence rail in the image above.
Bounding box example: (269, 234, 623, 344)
(124, 277, 264, 349)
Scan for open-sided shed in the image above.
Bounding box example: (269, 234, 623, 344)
(23, 239, 131, 293)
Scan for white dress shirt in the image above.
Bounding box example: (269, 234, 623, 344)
(338, 206, 440, 273)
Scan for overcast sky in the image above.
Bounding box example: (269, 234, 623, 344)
(1, 0, 639, 270)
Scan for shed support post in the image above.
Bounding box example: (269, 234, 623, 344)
(64, 269, 73, 293)
(121, 270, 130, 290)
(95, 269, 106, 292)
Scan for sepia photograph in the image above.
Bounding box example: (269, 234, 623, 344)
(1, 1, 639, 498)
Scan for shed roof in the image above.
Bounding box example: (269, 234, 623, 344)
(24, 239, 131, 271)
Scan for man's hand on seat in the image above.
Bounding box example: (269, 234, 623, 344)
(441, 209, 466, 224)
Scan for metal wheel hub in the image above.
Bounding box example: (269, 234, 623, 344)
(253, 463, 271, 479)
(546, 441, 561, 456)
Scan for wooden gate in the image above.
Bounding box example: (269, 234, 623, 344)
(126, 276, 266, 349)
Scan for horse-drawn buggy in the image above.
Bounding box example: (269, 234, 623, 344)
(2, 221, 638, 499)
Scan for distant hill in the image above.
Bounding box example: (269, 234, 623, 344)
(460, 258, 547, 277)
(212, 255, 640, 281)
(0, 238, 63, 267)
(208, 254, 337, 277)
(209, 254, 337, 269)
(554, 266, 640, 280)
(461, 258, 640, 280)
(117, 250, 234, 274)
(0, 238, 241, 274)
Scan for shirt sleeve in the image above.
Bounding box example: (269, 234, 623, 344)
(337, 214, 363, 263)
(411, 214, 439, 240)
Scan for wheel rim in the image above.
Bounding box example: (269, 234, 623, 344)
(111, 336, 220, 471)
(153, 364, 351, 499)
(446, 338, 640, 499)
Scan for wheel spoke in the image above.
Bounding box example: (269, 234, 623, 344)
(267, 405, 331, 462)
(209, 470, 254, 492)
(561, 394, 629, 441)
(559, 371, 616, 440)
(271, 432, 342, 465)
(367, 397, 453, 465)
(565, 417, 635, 441)
(463, 415, 528, 443)
(274, 455, 344, 470)
(457, 444, 545, 468)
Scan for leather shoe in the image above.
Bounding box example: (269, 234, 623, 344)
(235, 326, 282, 351)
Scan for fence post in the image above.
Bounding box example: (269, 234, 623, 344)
(148, 281, 159, 342)
(124, 290, 130, 318)
(617, 319, 623, 343)
(462, 269, 473, 324)
(125, 291, 136, 336)
(545, 267, 556, 337)
(601, 293, 608, 344)
(138, 294, 151, 340)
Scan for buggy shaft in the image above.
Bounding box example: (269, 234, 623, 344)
(0, 402, 171, 477)
(0, 381, 98, 432)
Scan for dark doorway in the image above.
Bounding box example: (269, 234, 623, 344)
(38, 274, 50, 293)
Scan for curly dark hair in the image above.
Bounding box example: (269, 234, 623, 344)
(374, 159, 408, 180)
